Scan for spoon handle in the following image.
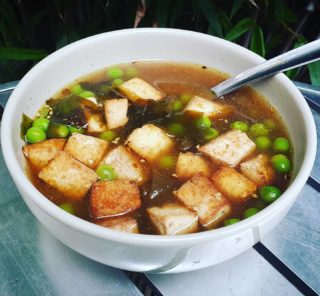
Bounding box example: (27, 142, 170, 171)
(212, 39, 320, 97)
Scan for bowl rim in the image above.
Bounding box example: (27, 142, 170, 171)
(1, 28, 317, 247)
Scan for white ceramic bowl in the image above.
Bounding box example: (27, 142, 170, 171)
(1, 28, 317, 273)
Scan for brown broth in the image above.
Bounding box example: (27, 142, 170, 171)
(25, 61, 292, 235)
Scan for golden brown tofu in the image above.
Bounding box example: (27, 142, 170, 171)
(240, 154, 275, 186)
(64, 133, 108, 169)
(198, 130, 256, 167)
(184, 95, 233, 119)
(212, 167, 257, 202)
(104, 99, 129, 130)
(99, 145, 150, 185)
(90, 180, 141, 219)
(23, 138, 66, 171)
(96, 216, 139, 233)
(127, 124, 175, 162)
(83, 96, 98, 105)
(147, 203, 199, 235)
(118, 77, 165, 102)
(173, 173, 231, 228)
(176, 152, 211, 180)
(38, 151, 98, 201)
(83, 110, 107, 133)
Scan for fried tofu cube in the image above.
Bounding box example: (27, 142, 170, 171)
(240, 154, 274, 186)
(174, 173, 231, 228)
(198, 130, 256, 167)
(176, 152, 211, 180)
(38, 151, 98, 200)
(90, 180, 141, 219)
(127, 124, 175, 162)
(84, 110, 107, 133)
(147, 203, 199, 235)
(96, 216, 139, 233)
(99, 145, 150, 185)
(118, 78, 165, 102)
(212, 167, 257, 202)
(64, 133, 108, 169)
(184, 96, 233, 119)
(84, 96, 98, 105)
(23, 138, 66, 171)
(104, 98, 129, 129)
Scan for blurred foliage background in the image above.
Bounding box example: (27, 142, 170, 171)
(0, 0, 320, 85)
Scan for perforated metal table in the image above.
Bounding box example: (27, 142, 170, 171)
(0, 81, 319, 296)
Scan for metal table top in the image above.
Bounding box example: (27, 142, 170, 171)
(0, 81, 319, 296)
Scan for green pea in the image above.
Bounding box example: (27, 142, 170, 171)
(249, 123, 269, 137)
(47, 123, 69, 138)
(203, 127, 219, 142)
(168, 123, 184, 136)
(107, 67, 124, 80)
(259, 185, 282, 204)
(126, 67, 138, 78)
(255, 136, 271, 150)
(32, 118, 50, 132)
(224, 218, 241, 226)
(112, 78, 123, 86)
(273, 137, 290, 152)
(99, 130, 117, 142)
(230, 121, 249, 132)
(96, 164, 117, 180)
(271, 154, 291, 173)
(59, 203, 75, 214)
(70, 84, 84, 94)
(69, 126, 84, 134)
(57, 125, 69, 138)
(194, 116, 211, 129)
(159, 155, 176, 169)
(172, 100, 183, 112)
(243, 207, 259, 218)
(179, 93, 192, 104)
(79, 90, 95, 98)
(263, 118, 276, 130)
(25, 127, 46, 143)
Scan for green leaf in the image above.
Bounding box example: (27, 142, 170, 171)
(56, 26, 80, 49)
(249, 26, 265, 57)
(170, 0, 188, 26)
(198, 0, 222, 37)
(156, 0, 172, 27)
(273, 0, 285, 21)
(285, 67, 299, 80)
(230, 0, 246, 19)
(225, 18, 255, 41)
(29, 10, 50, 31)
(285, 41, 306, 79)
(0, 1, 25, 45)
(265, 33, 282, 52)
(283, 7, 297, 23)
(308, 61, 320, 87)
(0, 47, 47, 61)
(218, 10, 232, 35)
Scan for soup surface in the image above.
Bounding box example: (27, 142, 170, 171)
(21, 61, 293, 235)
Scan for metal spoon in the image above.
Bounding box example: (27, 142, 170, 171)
(212, 39, 320, 97)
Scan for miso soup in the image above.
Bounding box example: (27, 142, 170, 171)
(21, 61, 293, 235)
